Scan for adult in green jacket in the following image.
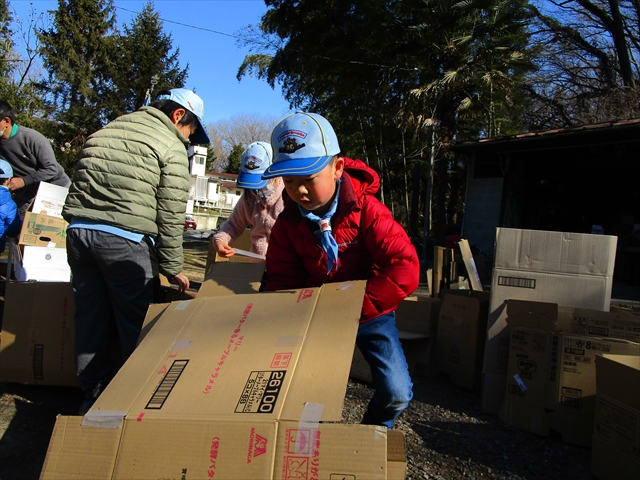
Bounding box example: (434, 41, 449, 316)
(63, 89, 209, 412)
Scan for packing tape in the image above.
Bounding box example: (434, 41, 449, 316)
(514, 374, 528, 392)
(295, 402, 324, 454)
(81, 410, 127, 429)
(171, 339, 191, 350)
(175, 300, 191, 310)
(337, 281, 355, 290)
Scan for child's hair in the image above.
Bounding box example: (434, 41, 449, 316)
(149, 98, 198, 132)
(0, 101, 16, 124)
(245, 177, 280, 201)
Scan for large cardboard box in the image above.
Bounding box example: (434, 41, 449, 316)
(591, 354, 640, 480)
(499, 300, 640, 446)
(436, 290, 490, 390)
(41, 281, 405, 479)
(482, 228, 617, 414)
(0, 281, 78, 386)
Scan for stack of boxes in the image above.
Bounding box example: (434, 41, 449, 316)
(0, 182, 77, 386)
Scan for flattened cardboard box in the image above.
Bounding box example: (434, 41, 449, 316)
(0, 281, 78, 386)
(591, 354, 640, 480)
(41, 281, 405, 479)
(482, 228, 617, 414)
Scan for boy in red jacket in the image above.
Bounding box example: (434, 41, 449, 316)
(262, 112, 420, 429)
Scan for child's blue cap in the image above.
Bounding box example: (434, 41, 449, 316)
(156, 88, 210, 145)
(262, 111, 340, 178)
(0, 159, 13, 178)
(237, 141, 273, 189)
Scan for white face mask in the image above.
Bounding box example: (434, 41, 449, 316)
(0, 128, 5, 137)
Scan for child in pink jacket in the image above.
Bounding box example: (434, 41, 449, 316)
(211, 141, 284, 262)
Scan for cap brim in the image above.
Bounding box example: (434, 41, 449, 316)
(237, 172, 268, 189)
(262, 155, 333, 178)
(189, 118, 210, 145)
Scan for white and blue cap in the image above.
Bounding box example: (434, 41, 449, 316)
(237, 141, 273, 189)
(262, 111, 340, 178)
(0, 159, 13, 179)
(156, 88, 210, 145)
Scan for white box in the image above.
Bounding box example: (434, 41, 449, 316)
(11, 241, 71, 282)
(31, 182, 69, 219)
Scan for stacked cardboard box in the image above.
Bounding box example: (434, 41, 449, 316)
(0, 183, 77, 386)
(41, 281, 407, 479)
(499, 300, 640, 446)
(10, 182, 71, 282)
(482, 228, 618, 414)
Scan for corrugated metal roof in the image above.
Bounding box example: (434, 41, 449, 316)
(456, 117, 640, 148)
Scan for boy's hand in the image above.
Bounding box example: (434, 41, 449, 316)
(213, 239, 235, 258)
(168, 272, 190, 292)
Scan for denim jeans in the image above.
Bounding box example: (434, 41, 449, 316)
(356, 311, 413, 429)
(66, 228, 159, 399)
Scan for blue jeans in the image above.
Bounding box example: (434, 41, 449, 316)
(356, 312, 413, 429)
(66, 228, 159, 399)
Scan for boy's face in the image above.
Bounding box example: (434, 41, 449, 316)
(282, 157, 345, 215)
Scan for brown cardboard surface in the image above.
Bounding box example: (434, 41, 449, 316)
(40, 281, 406, 479)
(40, 416, 120, 480)
(591, 354, 640, 479)
(204, 228, 254, 274)
(19, 212, 68, 248)
(481, 227, 617, 414)
(197, 261, 265, 298)
(387, 429, 407, 480)
(436, 291, 489, 390)
(0, 281, 77, 386)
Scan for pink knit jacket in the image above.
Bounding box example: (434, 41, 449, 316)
(213, 179, 285, 260)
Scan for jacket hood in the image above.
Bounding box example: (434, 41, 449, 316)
(343, 158, 379, 196)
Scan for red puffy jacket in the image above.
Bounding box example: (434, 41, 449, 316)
(264, 158, 420, 322)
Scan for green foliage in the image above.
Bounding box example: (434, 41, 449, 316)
(109, 2, 187, 118)
(225, 143, 244, 174)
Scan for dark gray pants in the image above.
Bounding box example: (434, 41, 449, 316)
(66, 228, 159, 399)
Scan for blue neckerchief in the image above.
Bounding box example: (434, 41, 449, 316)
(299, 179, 341, 274)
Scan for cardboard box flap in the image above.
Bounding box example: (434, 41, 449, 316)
(505, 299, 562, 331)
(40, 416, 120, 480)
(197, 262, 265, 298)
(88, 282, 366, 425)
(281, 281, 366, 421)
(494, 228, 617, 276)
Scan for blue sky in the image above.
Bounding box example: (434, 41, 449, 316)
(10, 0, 292, 124)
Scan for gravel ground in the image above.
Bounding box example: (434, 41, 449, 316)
(0, 374, 595, 480)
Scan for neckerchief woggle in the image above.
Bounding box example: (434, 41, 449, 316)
(299, 179, 342, 274)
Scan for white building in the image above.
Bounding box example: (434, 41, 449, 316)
(187, 146, 242, 212)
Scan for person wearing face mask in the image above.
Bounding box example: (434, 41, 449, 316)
(211, 141, 284, 263)
(0, 100, 71, 219)
(62, 88, 210, 413)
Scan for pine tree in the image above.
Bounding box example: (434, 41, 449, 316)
(108, 1, 188, 119)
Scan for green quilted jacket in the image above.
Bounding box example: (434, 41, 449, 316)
(62, 106, 190, 277)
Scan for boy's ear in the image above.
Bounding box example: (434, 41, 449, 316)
(333, 156, 345, 180)
(170, 107, 187, 126)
